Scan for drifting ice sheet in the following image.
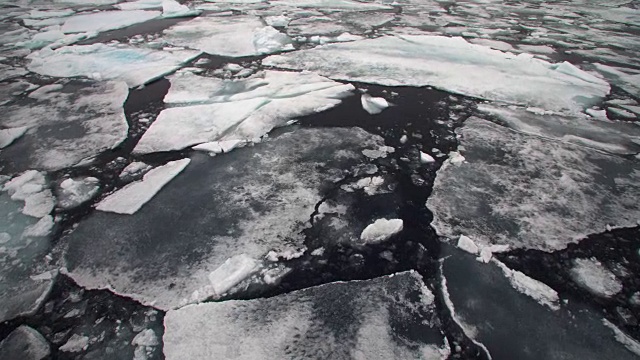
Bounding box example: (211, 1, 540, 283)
(162, 16, 292, 57)
(134, 70, 354, 154)
(164, 271, 447, 360)
(65, 128, 385, 309)
(97, 159, 191, 215)
(27, 43, 200, 88)
(427, 117, 640, 251)
(264, 35, 610, 113)
(0, 80, 129, 172)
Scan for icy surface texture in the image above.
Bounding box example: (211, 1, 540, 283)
(570, 258, 623, 298)
(134, 70, 354, 154)
(0, 182, 55, 323)
(97, 159, 190, 215)
(441, 247, 639, 360)
(0, 326, 50, 360)
(164, 271, 447, 360)
(56, 177, 100, 210)
(65, 127, 384, 309)
(427, 117, 640, 251)
(61, 10, 160, 34)
(27, 44, 200, 88)
(0, 81, 128, 172)
(162, 16, 293, 57)
(264, 35, 609, 114)
(360, 218, 403, 244)
(478, 104, 640, 155)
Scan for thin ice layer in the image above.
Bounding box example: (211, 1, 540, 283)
(164, 271, 446, 360)
(134, 70, 354, 154)
(264, 35, 610, 113)
(162, 16, 292, 57)
(427, 117, 640, 251)
(96, 159, 190, 215)
(61, 10, 160, 34)
(0, 81, 128, 172)
(27, 43, 201, 88)
(478, 104, 640, 155)
(65, 127, 385, 309)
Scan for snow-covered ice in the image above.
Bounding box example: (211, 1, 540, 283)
(0, 126, 27, 149)
(96, 159, 190, 215)
(164, 271, 447, 360)
(27, 44, 200, 88)
(134, 70, 354, 154)
(427, 116, 640, 251)
(570, 258, 623, 298)
(162, 16, 292, 57)
(65, 127, 385, 309)
(457, 235, 478, 254)
(1, 80, 128, 172)
(57, 177, 100, 210)
(264, 35, 610, 114)
(360, 218, 403, 244)
(161, 0, 201, 18)
(61, 10, 160, 34)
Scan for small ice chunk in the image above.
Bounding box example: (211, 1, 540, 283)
(420, 151, 435, 164)
(96, 159, 190, 215)
(361, 94, 390, 115)
(253, 26, 294, 54)
(360, 218, 403, 244)
(457, 235, 479, 254)
(399, 134, 408, 144)
(362, 145, 395, 159)
(0, 126, 28, 149)
(0, 326, 50, 360)
(207, 254, 260, 298)
(495, 260, 560, 310)
(586, 108, 609, 121)
(132, 329, 159, 347)
(447, 151, 465, 165)
(265, 15, 290, 28)
(57, 177, 100, 210)
(570, 258, 623, 298)
(162, 0, 201, 18)
(119, 162, 152, 181)
(59, 334, 89, 353)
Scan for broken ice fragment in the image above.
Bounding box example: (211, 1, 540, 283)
(97, 159, 190, 215)
(570, 258, 623, 298)
(360, 93, 390, 114)
(0, 126, 27, 149)
(420, 151, 435, 164)
(161, 0, 202, 18)
(360, 218, 403, 244)
(61, 10, 160, 34)
(59, 334, 89, 353)
(193, 254, 260, 302)
(494, 260, 560, 310)
(164, 271, 446, 360)
(456, 235, 478, 254)
(447, 151, 465, 165)
(57, 177, 100, 210)
(264, 35, 610, 114)
(4, 170, 54, 218)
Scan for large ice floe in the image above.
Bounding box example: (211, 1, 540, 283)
(0, 81, 128, 172)
(0, 171, 56, 323)
(64, 127, 385, 309)
(164, 271, 448, 359)
(26, 44, 200, 88)
(161, 15, 293, 57)
(133, 70, 354, 154)
(427, 116, 640, 251)
(441, 246, 640, 360)
(263, 35, 610, 114)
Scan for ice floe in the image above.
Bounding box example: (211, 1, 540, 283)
(162, 16, 292, 57)
(570, 258, 623, 298)
(0, 326, 50, 360)
(361, 93, 390, 114)
(97, 159, 190, 215)
(27, 44, 200, 88)
(264, 35, 610, 114)
(60, 10, 160, 34)
(0, 80, 128, 172)
(270, 0, 392, 11)
(0, 126, 27, 149)
(65, 127, 385, 309)
(360, 218, 403, 244)
(427, 116, 640, 251)
(56, 177, 100, 210)
(164, 271, 447, 359)
(134, 70, 354, 154)
(161, 0, 201, 18)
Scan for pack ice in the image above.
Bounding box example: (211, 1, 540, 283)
(164, 271, 448, 360)
(264, 35, 610, 114)
(162, 15, 293, 57)
(64, 127, 386, 310)
(27, 44, 200, 88)
(427, 116, 640, 251)
(0, 81, 128, 172)
(133, 70, 354, 154)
